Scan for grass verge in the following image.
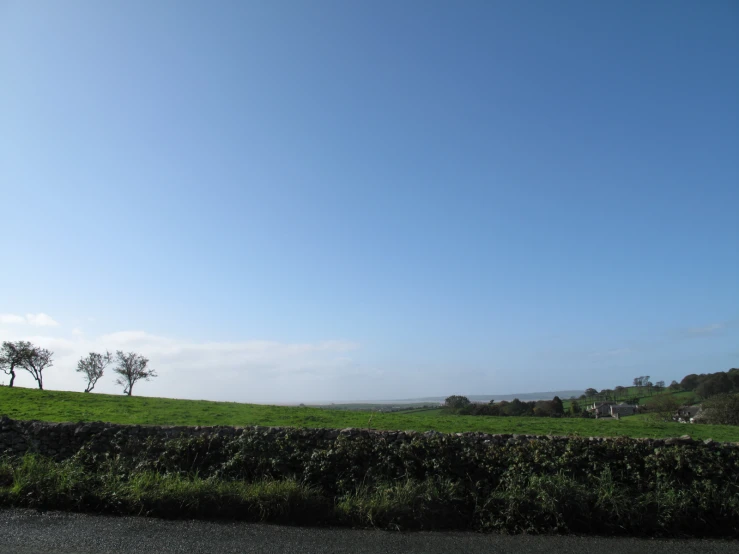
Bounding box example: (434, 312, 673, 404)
(1, 451, 737, 537)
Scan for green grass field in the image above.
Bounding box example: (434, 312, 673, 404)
(2, 386, 738, 441)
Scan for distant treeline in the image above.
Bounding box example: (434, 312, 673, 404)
(444, 395, 571, 418)
(575, 368, 739, 405)
(445, 368, 739, 419)
(679, 368, 739, 398)
(314, 403, 439, 413)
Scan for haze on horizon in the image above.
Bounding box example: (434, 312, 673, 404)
(1, 1, 737, 404)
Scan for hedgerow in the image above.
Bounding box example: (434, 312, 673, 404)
(1, 430, 737, 536)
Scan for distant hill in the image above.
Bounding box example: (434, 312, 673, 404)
(389, 390, 585, 403)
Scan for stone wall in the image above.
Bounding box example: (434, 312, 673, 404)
(0, 415, 722, 460)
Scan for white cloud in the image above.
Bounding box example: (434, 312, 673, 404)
(0, 313, 59, 327)
(72, 328, 84, 336)
(0, 325, 365, 403)
(25, 313, 60, 327)
(684, 323, 725, 337)
(0, 314, 26, 324)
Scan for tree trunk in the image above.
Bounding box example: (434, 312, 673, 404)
(8, 369, 15, 387)
(127, 384, 133, 396)
(38, 377, 43, 390)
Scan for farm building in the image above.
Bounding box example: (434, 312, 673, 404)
(610, 403, 637, 417)
(674, 405, 702, 424)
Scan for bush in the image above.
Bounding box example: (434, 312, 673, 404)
(444, 396, 471, 410)
(702, 394, 739, 426)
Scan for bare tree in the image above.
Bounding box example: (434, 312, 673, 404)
(21, 346, 53, 390)
(113, 351, 157, 396)
(0, 341, 33, 387)
(76, 351, 113, 393)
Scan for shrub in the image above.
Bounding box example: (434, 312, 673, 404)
(702, 394, 739, 426)
(444, 396, 471, 410)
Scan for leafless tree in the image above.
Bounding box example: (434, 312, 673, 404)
(113, 351, 157, 396)
(76, 351, 113, 393)
(0, 341, 33, 387)
(20, 346, 54, 390)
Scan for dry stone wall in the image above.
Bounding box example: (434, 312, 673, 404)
(0, 415, 722, 460)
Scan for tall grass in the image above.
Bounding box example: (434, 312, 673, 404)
(0, 454, 330, 524)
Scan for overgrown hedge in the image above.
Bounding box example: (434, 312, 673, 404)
(2, 428, 738, 536)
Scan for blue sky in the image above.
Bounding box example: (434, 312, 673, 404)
(1, 1, 737, 402)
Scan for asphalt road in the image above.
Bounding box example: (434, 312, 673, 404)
(1, 509, 736, 554)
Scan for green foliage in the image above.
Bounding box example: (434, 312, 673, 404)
(1, 433, 738, 536)
(0, 341, 34, 388)
(1, 341, 52, 389)
(76, 351, 113, 393)
(644, 393, 684, 423)
(506, 398, 534, 416)
(453, 397, 566, 418)
(337, 478, 469, 530)
(551, 396, 564, 416)
(702, 394, 739, 426)
(696, 373, 733, 399)
(444, 396, 471, 410)
(680, 369, 739, 398)
(681, 374, 700, 391)
(0, 453, 329, 523)
(113, 351, 157, 396)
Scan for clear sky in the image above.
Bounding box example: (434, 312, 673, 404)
(1, 1, 738, 403)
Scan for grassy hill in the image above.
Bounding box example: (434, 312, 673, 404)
(2, 386, 738, 441)
(562, 387, 699, 410)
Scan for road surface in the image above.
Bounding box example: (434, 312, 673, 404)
(0, 509, 735, 553)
